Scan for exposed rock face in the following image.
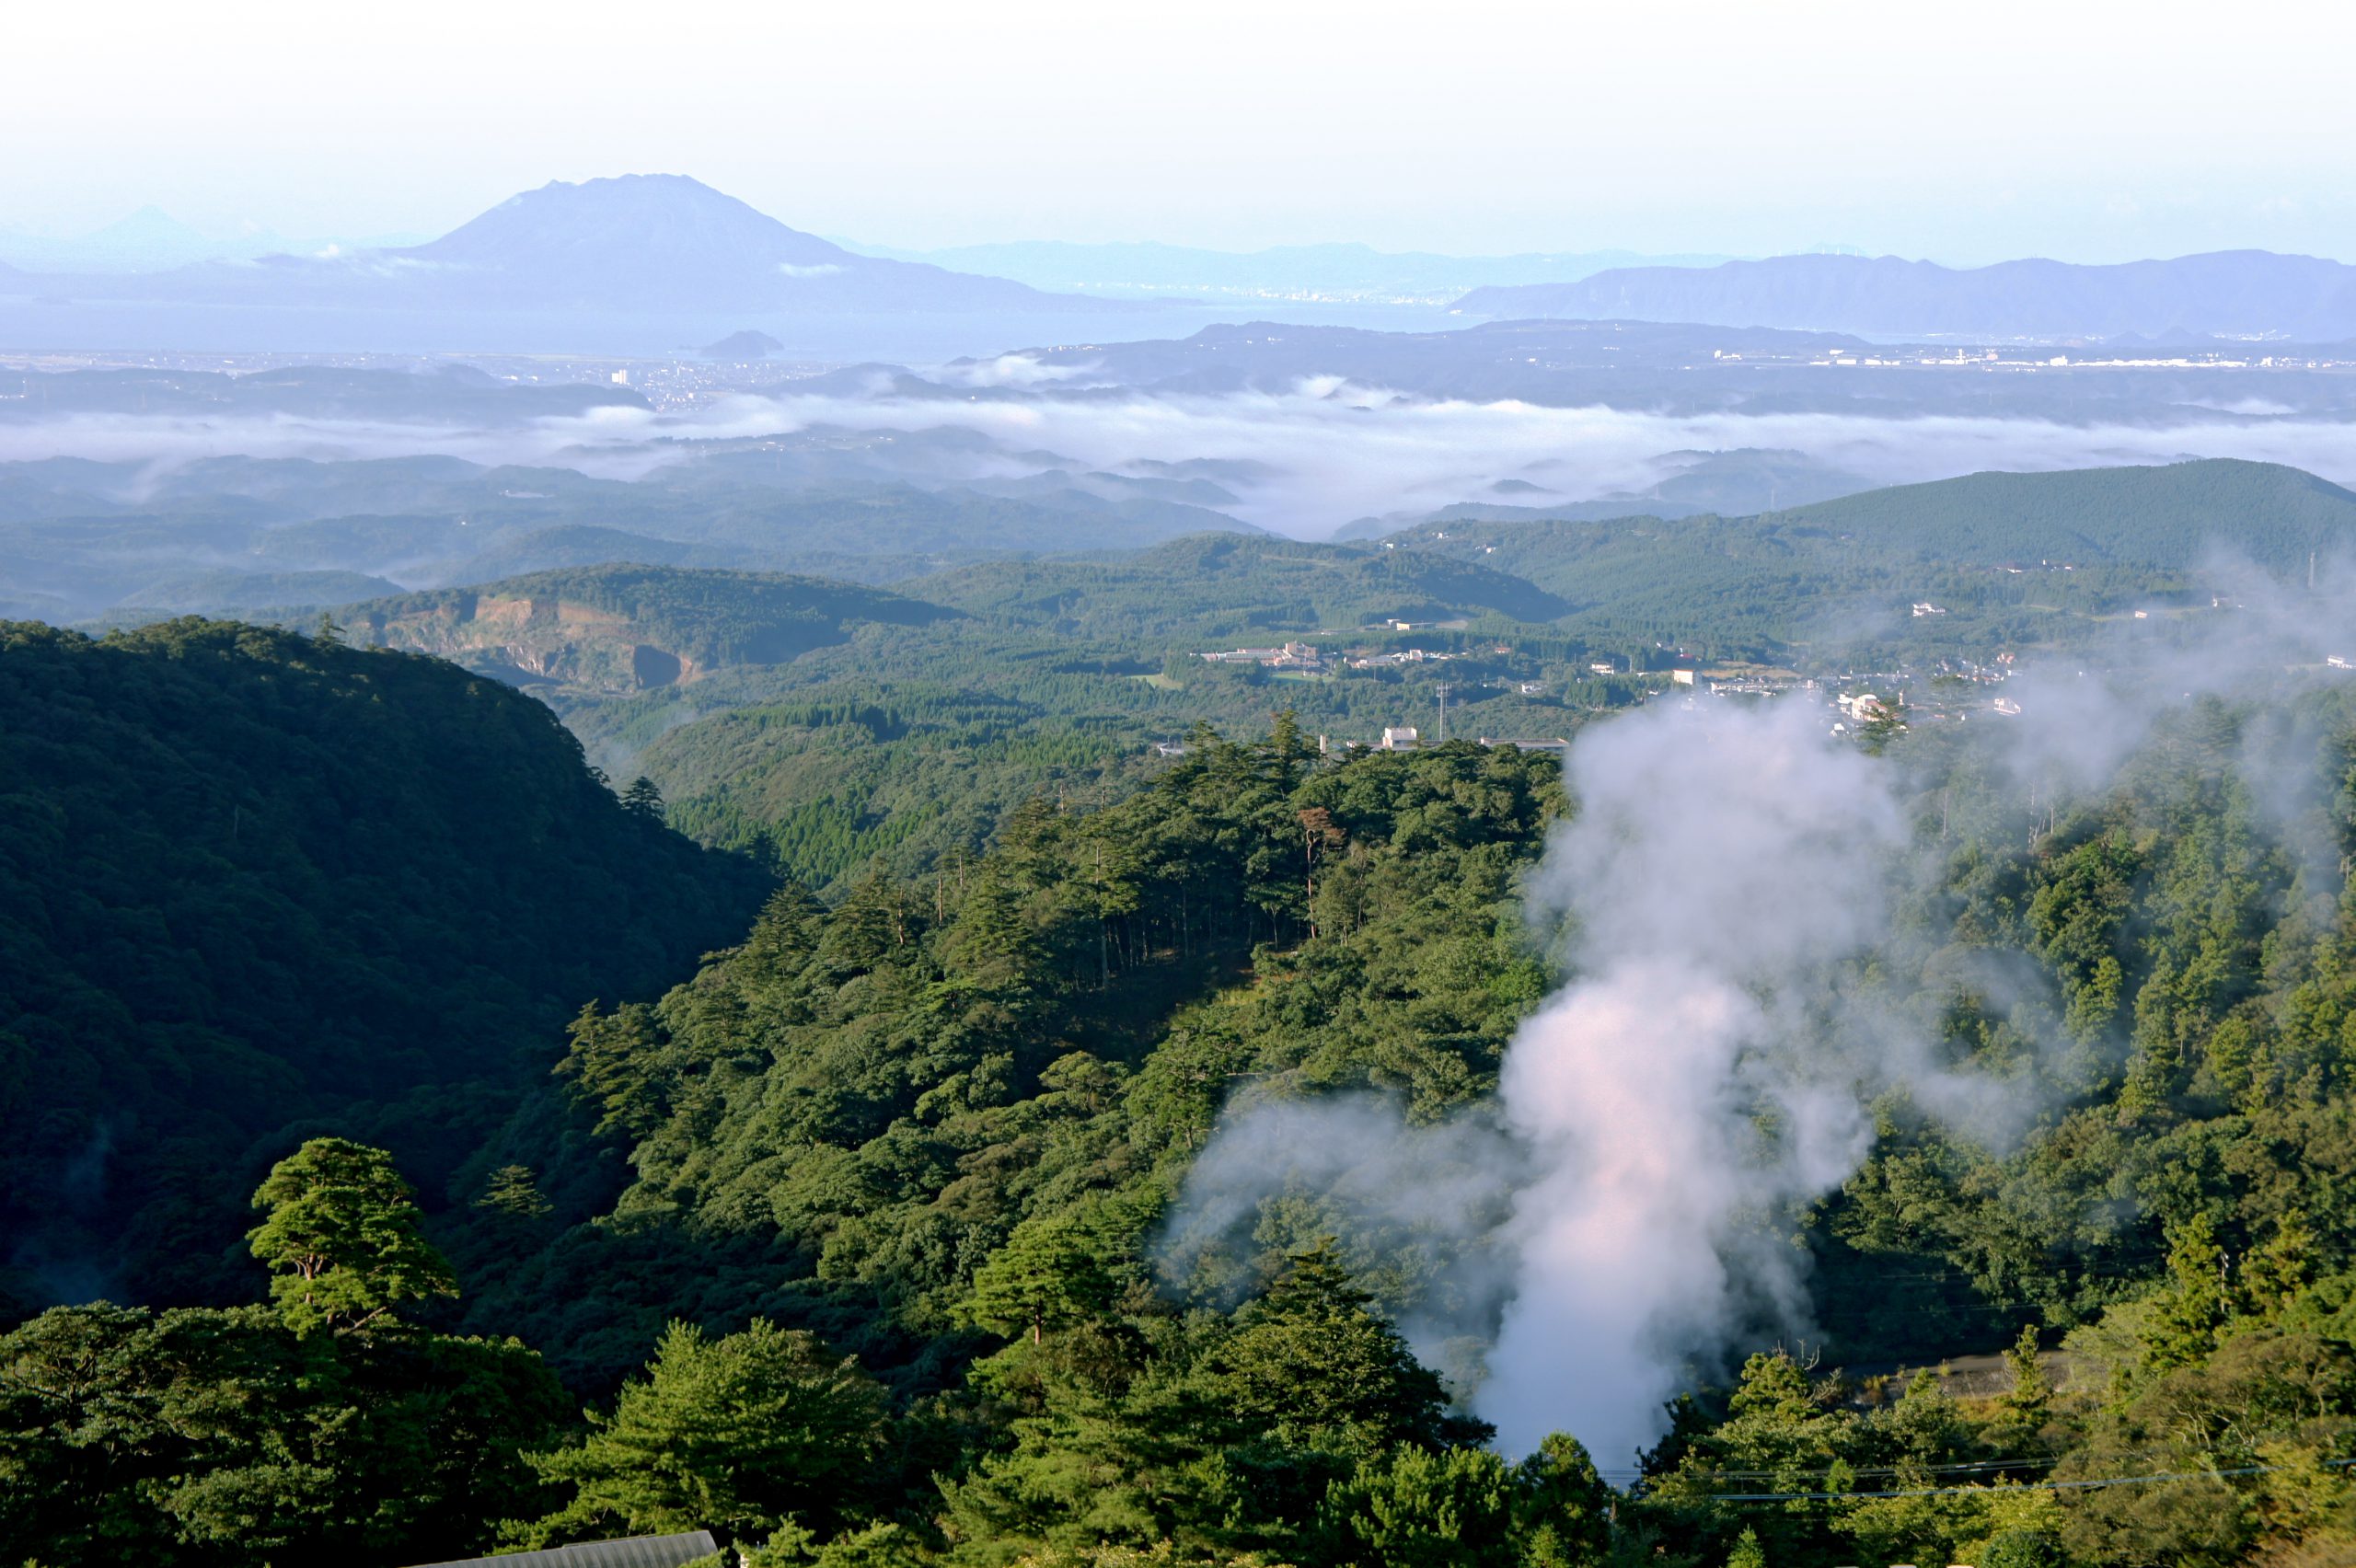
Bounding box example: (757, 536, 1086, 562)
(338, 564, 955, 698)
(361, 593, 696, 694)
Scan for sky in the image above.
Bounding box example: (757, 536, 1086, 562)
(10, 0, 2356, 264)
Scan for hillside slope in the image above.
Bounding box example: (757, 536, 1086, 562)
(911, 531, 1571, 634)
(1381, 459, 2356, 661)
(0, 618, 768, 1311)
(1778, 457, 2356, 571)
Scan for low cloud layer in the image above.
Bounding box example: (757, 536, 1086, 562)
(5, 378, 2356, 536)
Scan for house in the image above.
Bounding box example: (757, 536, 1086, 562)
(1379, 726, 1421, 750)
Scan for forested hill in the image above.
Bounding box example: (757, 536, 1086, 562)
(1776, 458, 2356, 571)
(12, 682, 2356, 1564)
(910, 531, 1571, 635)
(1378, 458, 2356, 661)
(0, 618, 768, 1314)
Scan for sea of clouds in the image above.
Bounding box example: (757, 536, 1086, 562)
(6, 376, 2356, 536)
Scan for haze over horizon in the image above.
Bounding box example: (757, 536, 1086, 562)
(22, 7, 2356, 1567)
(11, 0, 2355, 266)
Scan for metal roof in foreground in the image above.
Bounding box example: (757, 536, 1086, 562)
(403, 1530, 720, 1568)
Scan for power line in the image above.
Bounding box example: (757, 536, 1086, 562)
(1685, 1456, 2356, 1504)
(1663, 1456, 2075, 1483)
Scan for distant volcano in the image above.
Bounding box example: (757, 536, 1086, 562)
(381, 174, 1096, 312)
(5, 174, 1134, 317)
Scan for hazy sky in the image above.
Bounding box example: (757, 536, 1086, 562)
(11, 0, 2355, 263)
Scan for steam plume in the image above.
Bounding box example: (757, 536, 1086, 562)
(1475, 698, 1909, 1463)
(1164, 566, 2356, 1469)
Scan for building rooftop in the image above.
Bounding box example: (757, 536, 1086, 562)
(405, 1532, 720, 1568)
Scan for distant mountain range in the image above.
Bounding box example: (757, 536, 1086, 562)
(12, 177, 2356, 352)
(0, 176, 1135, 317)
(1455, 251, 2356, 342)
(848, 239, 1733, 305)
(0, 205, 428, 273)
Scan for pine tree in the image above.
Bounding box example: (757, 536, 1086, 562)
(1317, 1444, 1519, 1568)
(1210, 1242, 1484, 1451)
(622, 775, 666, 822)
(962, 1215, 1118, 1344)
(1516, 1433, 1614, 1568)
(247, 1137, 457, 1335)
(475, 1163, 553, 1219)
(525, 1319, 886, 1545)
(2000, 1322, 2050, 1425)
(2143, 1212, 2228, 1370)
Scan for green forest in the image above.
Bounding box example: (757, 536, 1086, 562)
(7, 460, 2356, 1568)
(0, 618, 767, 1312)
(7, 594, 2356, 1566)
(309, 459, 2356, 901)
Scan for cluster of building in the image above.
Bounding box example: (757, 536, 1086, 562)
(1346, 646, 1467, 670)
(1796, 349, 2347, 374)
(1194, 640, 1492, 674)
(497, 355, 834, 409)
(1338, 725, 1565, 754)
(1833, 690, 1896, 728)
(1197, 640, 1326, 670)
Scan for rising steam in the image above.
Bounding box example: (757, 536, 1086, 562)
(1475, 699, 1912, 1463)
(1162, 567, 2356, 1468)
(1164, 698, 1934, 1467)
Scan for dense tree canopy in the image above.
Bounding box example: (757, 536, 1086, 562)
(12, 558, 2356, 1566)
(0, 617, 767, 1313)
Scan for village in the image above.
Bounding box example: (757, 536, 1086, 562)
(1182, 617, 2049, 754)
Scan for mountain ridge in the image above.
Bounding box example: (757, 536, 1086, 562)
(1454, 249, 2356, 340)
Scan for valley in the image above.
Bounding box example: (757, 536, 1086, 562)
(9, 53, 2356, 1563)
